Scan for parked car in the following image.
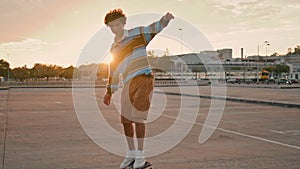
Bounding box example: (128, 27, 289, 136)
(226, 78, 240, 84)
(288, 79, 298, 83)
(275, 79, 292, 85)
(240, 79, 254, 84)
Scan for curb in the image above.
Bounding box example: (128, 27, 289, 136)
(155, 91, 300, 109)
(2, 86, 106, 89)
(225, 84, 300, 89)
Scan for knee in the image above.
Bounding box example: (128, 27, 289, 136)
(135, 122, 145, 128)
(123, 123, 134, 136)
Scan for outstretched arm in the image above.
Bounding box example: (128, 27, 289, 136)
(161, 12, 175, 26)
(142, 12, 174, 44)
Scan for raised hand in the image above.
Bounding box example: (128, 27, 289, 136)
(163, 12, 174, 22)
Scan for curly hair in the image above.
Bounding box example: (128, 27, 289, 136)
(104, 8, 127, 25)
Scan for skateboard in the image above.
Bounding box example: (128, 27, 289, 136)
(123, 160, 135, 169)
(123, 161, 152, 169)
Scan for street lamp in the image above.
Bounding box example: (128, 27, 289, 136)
(178, 28, 184, 81)
(256, 41, 270, 84)
(257, 44, 262, 84)
(7, 52, 10, 82)
(264, 41, 270, 57)
(178, 28, 183, 54)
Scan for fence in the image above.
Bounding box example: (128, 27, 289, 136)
(0, 79, 210, 88)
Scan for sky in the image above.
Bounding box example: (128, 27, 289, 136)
(0, 0, 299, 68)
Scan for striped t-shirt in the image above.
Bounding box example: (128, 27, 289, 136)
(108, 17, 170, 93)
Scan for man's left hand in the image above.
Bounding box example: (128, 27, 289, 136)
(163, 12, 174, 22)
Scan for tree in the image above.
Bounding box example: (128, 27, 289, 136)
(31, 63, 63, 80)
(275, 64, 289, 73)
(12, 66, 31, 81)
(271, 52, 280, 57)
(31, 63, 48, 79)
(60, 66, 75, 80)
(265, 64, 290, 73)
(294, 46, 300, 54)
(264, 66, 275, 73)
(0, 59, 10, 79)
(46, 64, 63, 80)
(264, 64, 289, 78)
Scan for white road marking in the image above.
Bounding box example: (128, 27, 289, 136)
(270, 130, 300, 136)
(95, 92, 300, 150)
(161, 114, 300, 150)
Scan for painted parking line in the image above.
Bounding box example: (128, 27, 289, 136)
(161, 113, 300, 150)
(270, 130, 300, 136)
(85, 90, 300, 150)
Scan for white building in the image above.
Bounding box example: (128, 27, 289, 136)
(285, 54, 300, 79)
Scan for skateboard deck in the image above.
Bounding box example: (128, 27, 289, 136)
(123, 160, 135, 169)
(123, 161, 152, 169)
(134, 161, 152, 169)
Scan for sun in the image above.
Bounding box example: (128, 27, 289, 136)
(103, 53, 113, 64)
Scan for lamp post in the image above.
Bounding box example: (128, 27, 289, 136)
(264, 41, 270, 57)
(178, 28, 183, 81)
(178, 28, 183, 54)
(7, 52, 10, 82)
(257, 44, 261, 84)
(256, 41, 270, 84)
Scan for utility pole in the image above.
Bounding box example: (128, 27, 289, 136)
(7, 52, 10, 82)
(264, 40, 270, 57)
(178, 28, 183, 81)
(178, 28, 183, 54)
(257, 45, 260, 84)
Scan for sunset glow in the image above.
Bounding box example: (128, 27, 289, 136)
(0, 0, 299, 68)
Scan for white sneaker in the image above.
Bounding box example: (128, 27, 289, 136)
(133, 150, 146, 169)
(120, 150, 135, 169)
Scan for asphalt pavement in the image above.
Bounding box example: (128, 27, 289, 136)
(0, 86, 299, 169)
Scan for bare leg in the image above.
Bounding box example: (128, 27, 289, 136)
(135, 122, 145, 151)
(123, 123, 135, 150)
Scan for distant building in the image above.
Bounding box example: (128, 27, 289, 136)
(243, 55, 283, 63)
(285, 54, 300, 65)
(294, 45, 300, 54)
(241, 48, 244, 59)
(244, 53, 300, 80)
(200, 51, 220, 60)
(217, 48, 232, 60)
(284, 54, 300, 79)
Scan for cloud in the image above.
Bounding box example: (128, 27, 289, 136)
(203, 0, 300, 56)
(0, 0, 85, 43)
(212, 0, 261, 17)
(0, 38, 63, 67)
(212, 0, 299, 21)
(0, 38, 47, 52)
(211, 0, 299, 30)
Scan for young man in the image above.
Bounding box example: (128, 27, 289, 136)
(103, 9, 174, 169)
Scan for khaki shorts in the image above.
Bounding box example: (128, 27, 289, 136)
(121, 74, 154, 124)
